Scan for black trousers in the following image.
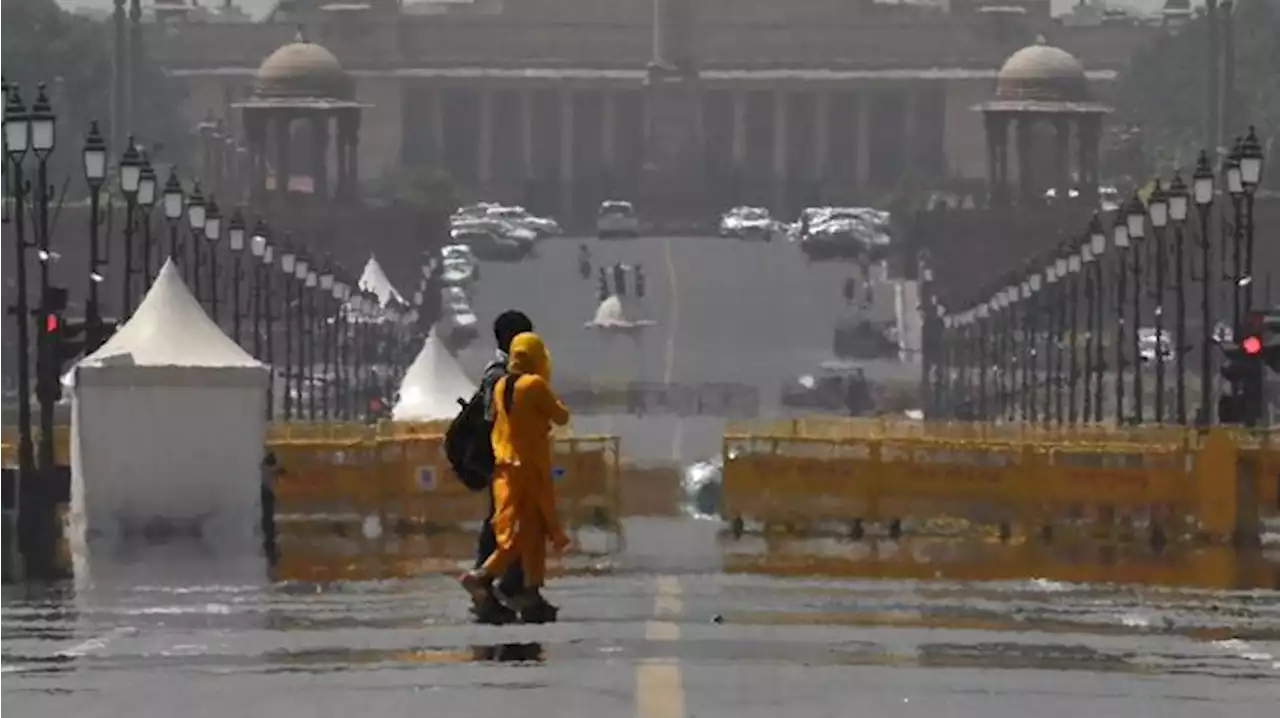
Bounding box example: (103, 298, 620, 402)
(476, 487, 524, 594)
(260, 485, 278, 557)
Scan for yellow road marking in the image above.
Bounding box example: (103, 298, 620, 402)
(636, 575, 686, 718)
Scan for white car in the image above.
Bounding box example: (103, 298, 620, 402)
(438, 255, 477, 286)
(597, 200, 640, 239)
(441, 243, 478, 265)
(485, 205, 562, 238)
(719, 206, 776, 240)
(452, 216, 538, 248)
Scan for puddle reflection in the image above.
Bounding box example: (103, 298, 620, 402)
(722, 535, 1280, 590)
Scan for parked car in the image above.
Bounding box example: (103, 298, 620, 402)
(798, 206, 892, 261)
(452, 216, 539, 249)
(718, 206, 777, 241)
(597, 200, 640, 238)
(451, 227, 531, 262)
(485, 205, 563, 238)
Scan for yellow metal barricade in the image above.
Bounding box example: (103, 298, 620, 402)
(723, 421, 1248, 541)
(269, 436, 383, 519)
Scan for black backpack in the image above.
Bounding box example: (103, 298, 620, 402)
(444, 374, 518, 492)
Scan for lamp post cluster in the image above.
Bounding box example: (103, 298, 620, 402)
(924, 127, 1265, 426)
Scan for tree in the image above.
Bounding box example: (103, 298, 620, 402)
(2, 0, 187, 197)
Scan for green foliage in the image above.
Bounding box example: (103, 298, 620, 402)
(368, 166, 461, 213)
(2, 0, 187, 197)
(1115, 1, 1279, 185)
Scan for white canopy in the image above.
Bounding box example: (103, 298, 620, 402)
(79, 259, 264, 370)
(359, 255, 407, 308)
(392, 328, 477, 421)
(585, 295, 656, 330)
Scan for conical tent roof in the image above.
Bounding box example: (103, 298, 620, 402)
(80, 259, 263, 368)
(359, 255, 406, 308)
(392, 328, 477, 421)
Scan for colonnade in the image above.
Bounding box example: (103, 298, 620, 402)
(404, 83, 946, 222)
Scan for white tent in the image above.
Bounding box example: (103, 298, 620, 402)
(392, 329, 477, 421)
(359, 255, 407, 308)
(69, 259, 270, 558)
(585, 295, 656, 332)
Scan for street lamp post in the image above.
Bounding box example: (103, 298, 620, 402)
(1126, 194, 1147, 424)
(82, 121, 108, 353)
(29, 85, 58, 474)
(4, 85, 37, 500)
(320, 269, 335, 419)
(137, 154, 157, 282)
(1239, 126, 1265, 316)
(306, 268, 319, 421)
(333, 281, 349, 420)
(1080, 242, 1096, 423)
(204, 197, 222, 323)
(1148, 181, 1169, 423)
(119, 137, 142, 316)
(1067, 251, 1082, 424)
(228, 209, 246, 345)
(1113, 213, 1131, 424)
(280, 247, 297, 420)
(162, 170, 184, 264)
(1045, 262, 1061, 424)
(250, 220, 268, 359)
(1087, 216, 1106, 423)
(1224, 140, 1244, 330)
(186, 183, 207, 297)
(1193, 151, 1216, 424)
(295, 257, 312, 420)
(261, 240, 276, 421)
(1167, 173, 1190, 425)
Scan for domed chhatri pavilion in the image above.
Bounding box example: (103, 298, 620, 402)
(974, 37, 1112, 207)
(233, 32, 369, 203)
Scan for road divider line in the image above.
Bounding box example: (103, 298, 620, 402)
(636, 575, 686, 718)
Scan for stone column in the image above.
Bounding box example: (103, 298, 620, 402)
(856, 92, 872, 190)
(731, 91, 747, 170)
(274, 112, 292, 198)
(902, 87, 918, 179)
(1077, 114, 1102, 206)
(520, 89, 534, 181)
(602, 90, 617, 192)
(311, 113, 330, 200)
(245, 110, 267, 203)
(1053, 117, 1071, 198)
(1015, 116, 1034, 205)
(478, 89, 494, 189)
(431, 88, 446, 165)
(559, 89, 574, 220)
(983, 112, 1008, 207)
(814, 92, 829, 181)
(773, 90, 788, 212)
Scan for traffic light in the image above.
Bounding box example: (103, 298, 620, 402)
(1219, 338, 1264, 425)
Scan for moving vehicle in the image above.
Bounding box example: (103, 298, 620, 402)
(441, 289, 480, 346)
(718, 206, 777, 241)
(436, 245, 479, 286)
(450, 227, 532, 262)
(781, 360, 873, 414)
(451, 216, 539, 250)
(795, 206, 892, 261)
(597, 200, 640, 238)
(485, 205, 563, 238)
(1137, 327, 1173, 363)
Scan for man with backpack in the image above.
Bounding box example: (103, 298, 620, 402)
(446, 309, 556, 624)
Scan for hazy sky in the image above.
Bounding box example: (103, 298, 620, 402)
(57, 0, 1179, 20)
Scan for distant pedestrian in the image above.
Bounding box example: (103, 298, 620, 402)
(613, 263, 627, 298)
(260, 452, 283, 558)
(635, 265, 646, 299)
(843, 277, 856, 305)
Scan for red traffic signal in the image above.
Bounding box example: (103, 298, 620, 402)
(45, 313, 59, 333)
(1242, 335, 1263, 355)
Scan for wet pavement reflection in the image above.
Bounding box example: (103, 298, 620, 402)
(4, 517, 1278, 716)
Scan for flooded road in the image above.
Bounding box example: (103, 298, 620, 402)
(5, 518, 1279, 716)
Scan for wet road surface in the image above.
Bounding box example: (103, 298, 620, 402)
(5, 518, 1279, 717)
